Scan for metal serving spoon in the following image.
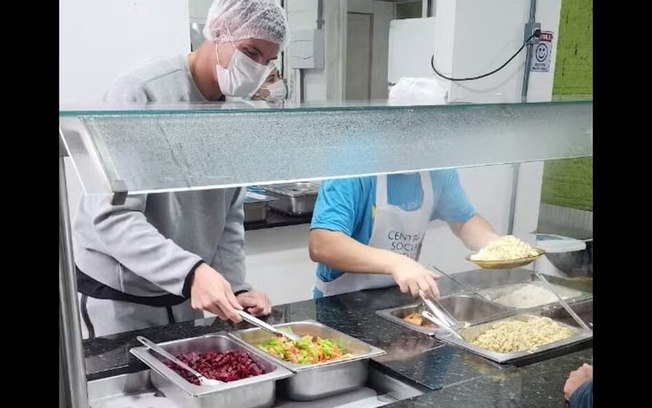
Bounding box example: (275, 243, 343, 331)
(136, 336, 222, 386)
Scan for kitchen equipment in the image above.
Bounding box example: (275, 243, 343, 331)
(428, 264, 491, 301)
(436, 311, 593, 365)
(130, 333, 293, 408)
(244, 200, 269, 223)
(136, 336, 222, 387)
(237, 310, 302, 342)
(542, 298, 593, 328)
(420, 310, 463, 340)
(543, 274, 593, 294)
(244, 188, 276, 223)
(466, 247, 545, 269)
(535, 233, 592, 278)
(477, 279, 591, 310)
(229, 320, 385, 401)
(261, 182, 319, 216)
(376, 294, 513, 336)
(418, 291, 457, 329)
(535, 273, 592, 332)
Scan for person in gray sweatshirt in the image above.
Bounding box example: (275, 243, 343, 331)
(73, 0, 289, 338)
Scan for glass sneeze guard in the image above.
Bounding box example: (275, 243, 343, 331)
(59, 100, 592, 205)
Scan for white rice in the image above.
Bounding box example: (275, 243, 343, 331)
(490, 283, 581, 308)
(470, 235, 539, 261)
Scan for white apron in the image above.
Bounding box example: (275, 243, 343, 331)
(315, 172, 434, 296)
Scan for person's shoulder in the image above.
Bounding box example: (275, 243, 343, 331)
(105, 55, 187, 102)
(116, 55, 187, 83)
(320, 176, 374, 192)
(113, 55, 185, 85)
(429, 168, 458, 178)
(429, 168, 461, 185)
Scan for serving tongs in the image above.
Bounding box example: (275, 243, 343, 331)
(534, 273, 593, 332)
(237, 310, 302, 342)
(418, 291, 464, 340)
(428, 264, 491, 301)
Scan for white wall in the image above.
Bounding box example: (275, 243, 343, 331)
(59, 0, 191, 107)
(287, 0, 347, 102)
(289, 0, 394, 102)
(369, 1, 394, 100)
(419, 163, 543, 274)
(244, 225, 316, 305)
(432, 0, 562, 103)
(61, 0, 193, 220)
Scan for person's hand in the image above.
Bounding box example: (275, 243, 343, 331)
(190, 264, 243, 322)
(236, 290, 272, 316)
(563, 363, 593, 401)
(389, 256, 440, 298)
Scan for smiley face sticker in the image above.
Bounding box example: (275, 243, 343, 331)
(535, 43, 549, 62)
(531, 31, 553, 72)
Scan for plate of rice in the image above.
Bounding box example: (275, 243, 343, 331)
(467, 235, 545, 269)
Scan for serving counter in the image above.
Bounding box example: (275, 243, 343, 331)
(84, 269, 592, 407)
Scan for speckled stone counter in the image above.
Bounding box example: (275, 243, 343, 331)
(82, 286, 592, 407)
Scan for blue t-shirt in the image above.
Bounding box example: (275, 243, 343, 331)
(311, 170, 475, 294)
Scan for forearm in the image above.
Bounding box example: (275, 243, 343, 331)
(449, 214, 500, 251)
(309, 229, 404, 275)
(87, 195, 201, 295)
(568, 380, 592, 408)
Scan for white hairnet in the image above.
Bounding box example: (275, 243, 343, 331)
(203, 0, 289, 49)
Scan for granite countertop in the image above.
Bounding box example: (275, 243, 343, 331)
(83, 285, 592, 407)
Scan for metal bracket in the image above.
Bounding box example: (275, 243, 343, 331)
(110, 179, 128, 206)
(524, 22, 541, 44)
(59, 133, 69, 157)
(316, 0, 324, 29)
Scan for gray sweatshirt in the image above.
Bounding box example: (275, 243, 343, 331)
(73, 55, 251, 300)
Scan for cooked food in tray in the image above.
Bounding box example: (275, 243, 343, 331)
(258, 334, 349, 365)
(162, 350, 267, 385)
(471, 235, 540, 261)
(486, 283, 582, 309)
(469, 316, 575, 353)
(402, 312, 437, 328)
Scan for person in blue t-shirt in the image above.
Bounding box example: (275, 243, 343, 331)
(309, 170, 500, 299)
(564, 363, 593, 407)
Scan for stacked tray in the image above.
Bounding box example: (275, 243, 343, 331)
(376, 280, 593, 365)
(130, 321, 386, 406)
(229, 320, 386, 401)
(376, 294, 513, 336)
(130, 333, 292, 408)
(261, 182, 319, 216)
(436, 310, 593, 365)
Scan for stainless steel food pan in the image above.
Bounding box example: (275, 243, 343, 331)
(478, 281, 591, 309)
(229, 320, 385, 401)
(261, 182, 319, 215)
(130, 333, 293, 408)
(244, 200, 269, 223)
(436, 313, 593, 364)
(376, 294, 514, 336)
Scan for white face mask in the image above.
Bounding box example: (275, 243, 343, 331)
(216, 43, 271, 98)
(261, 80, 287, 103)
